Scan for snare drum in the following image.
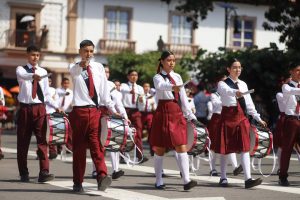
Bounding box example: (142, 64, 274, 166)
(100, 116, 136, 152)
(249, 125, 273, 158)
(46, 113, 70, 145)
(186, 122, 209, 156)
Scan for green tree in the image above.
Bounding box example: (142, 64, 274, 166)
(107, 51, 190, 86)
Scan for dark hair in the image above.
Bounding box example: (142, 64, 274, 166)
(112, 79, 120, 83)
(288, 61, 300, 70)
(102, 63, 109, 68)
(127, 69, 138, 75)
(227, 58, 240, 68)
(156, 50, 175, 73)
(79, 40, 95, 49)
(62, 77, 69, 83)
(27, 45, 40, 53)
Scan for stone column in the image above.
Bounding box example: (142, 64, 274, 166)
(65, 0, 78, 53)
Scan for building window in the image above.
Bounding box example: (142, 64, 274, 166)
(170, 13, 193, 45)
(104, 6, 132, 40)
(231, 16, 256, 48)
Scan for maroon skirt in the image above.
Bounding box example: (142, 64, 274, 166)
(214, 103, 250, 154)
(273, 113, 285, 148)
(207, 113, 221, 152)
(149, 100, 187, 149)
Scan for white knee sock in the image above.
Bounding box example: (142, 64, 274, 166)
(210, 151, 217, 171)
(241, 152, 251, 180)
(220, 154, 227, 179)
(154, 154, 164, 186)
(177, 152, 190, 184)
(228, 153, 238, 170)
(173, 151, 183, 172)
(110, 152, 119, 172)
(277, 148, 282, 168)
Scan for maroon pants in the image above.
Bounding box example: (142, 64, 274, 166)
(279, 117, 300, 179)
(0, 128, 2, 156)
(141, 112, 153, 133)
(69, 107, 107, 184)
(126, 108, 143, 158)
(17, 103, 49, 176)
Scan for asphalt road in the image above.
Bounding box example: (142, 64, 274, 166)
(0, 129, 299, 200)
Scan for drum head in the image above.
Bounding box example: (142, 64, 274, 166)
(100, 116, 109, 147)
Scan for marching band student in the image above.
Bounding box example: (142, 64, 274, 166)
(207, 75, 242, 177)
(56, 77, 73, 153)
(138, 82, 156, 136)
(279, 63, 300, 186)
(0, 86, 6, 160)
(274, 75, 290, 174)
(120, 70, 148, 163)
(69, 40, 120, 192)
(149, 50, 198, 191)
(16, 45, 60, 183)
(92, 64, 128, 180)
(216, 58, 267, 188)
(45, 77, 60, 159)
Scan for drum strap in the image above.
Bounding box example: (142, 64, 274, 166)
(224, 78, 247, 116)
(159, 73, 182, 107)
(23, 65, 44, 102)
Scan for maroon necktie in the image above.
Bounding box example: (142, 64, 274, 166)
(296, 84, 300, 114)
(32, 67, 37, 99)
(167, 74, 179, 101)
(144, 98, 148, 112)
(132, 84, 135, 104)
(87, 66, 95, 98)
(61, 96, 65, 107)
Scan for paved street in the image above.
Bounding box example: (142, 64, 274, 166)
(0, 129, 299, 200)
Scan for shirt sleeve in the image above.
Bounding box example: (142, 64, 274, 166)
(44, 77, 58, 109)
(282, 84, 300, 95)
(0, 88, 5, 106)
(16, 66, 34, 81)
(153, 74, 173, 91)
(111, 90, 128, 119)
(69, 63, 82, 77)
(217, 81, 238, 97)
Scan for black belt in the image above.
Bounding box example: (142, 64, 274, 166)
(73, 105, 97, 108)
(285, 115, 300, 120)
(125, 108, 138, 111)
(20, 103, 43, 107)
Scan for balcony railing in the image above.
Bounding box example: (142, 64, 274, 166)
(1, 29, 47, 49)
(99, 39, 135, 54)
(164, 43, 199, 58)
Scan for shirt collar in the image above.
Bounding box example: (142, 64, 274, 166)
(128, 82, 135, 86)
(228, 76, 239, 84)
(161, 69, 174, 75)
(27, 63, 38, 69)
(290, 80, 299, 86)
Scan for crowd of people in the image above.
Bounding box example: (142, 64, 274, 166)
(0, 40, 299, 193)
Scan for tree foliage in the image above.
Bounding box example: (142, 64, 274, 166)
(107, 50, 190, 86)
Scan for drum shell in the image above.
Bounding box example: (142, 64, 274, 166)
(249, 125, 273, 158)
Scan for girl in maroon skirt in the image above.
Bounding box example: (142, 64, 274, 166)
(216, 58, 267, 188)
(149, 51, 197, 191)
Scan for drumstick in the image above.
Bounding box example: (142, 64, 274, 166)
(40, 73, 52, 79)
(178, 78, 192, 88)
(241, 89, 255, 96)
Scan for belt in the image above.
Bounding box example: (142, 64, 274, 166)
(20, 103, 43, 107)
(285, 115, 300, 120)
(73, 105, 97, 108)
(125, 108, 138, 111)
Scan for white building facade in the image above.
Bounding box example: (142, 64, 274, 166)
(0, 0, 284, 88)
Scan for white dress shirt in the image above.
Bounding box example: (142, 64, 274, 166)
(16, 63, 57, 109)
(153, 70, 196, 121)
(45, 87, 59, 114)
(120, 82, 144, 109)
(217, 77, 262, 122)
(101, 80, 128, 119)
(282, 80, 300, 116)
(56, 87, 73, 113)
(0, 87, 4, 106)
(276, 92, 285, 113)
(69, 61, 116, 113)
(211, 92, 222, 114)
(138, 92, 157, 112)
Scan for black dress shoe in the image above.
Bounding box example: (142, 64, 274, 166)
(92, 171, 97, 179)
(139, 157, 149, 164)
(112, 170, 125, 180)
(20, 174, 30, 182)
(233, 164, 243, 176)
(73, 184, 84, 193)
(98, 175, 112, 191)
(277, 169, 280, 175)
(219, 178, 228, 187)
(183, 180, 197, 191)
(48, 153, 57, 160)
(245, 178, 262, 189)
(119, 157, 126, 164)
(0, 153, 4, 160)
(155, 184, 166, 189)
(38, 171, 54, 183)
(278, 178, 290, 186)
(210, 169, 218, 176)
